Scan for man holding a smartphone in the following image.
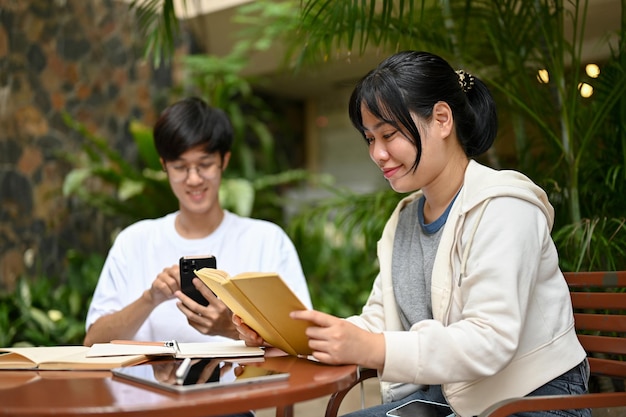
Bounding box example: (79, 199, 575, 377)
(83, 97, 312, 346)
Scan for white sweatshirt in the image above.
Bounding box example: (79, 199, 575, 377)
(86, 210, 311, 343)
(347, 160, 586, 416)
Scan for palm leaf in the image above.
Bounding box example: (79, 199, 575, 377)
(129, 0, 184, 66)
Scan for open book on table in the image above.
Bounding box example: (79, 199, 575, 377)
(194, 268, 312, 357)
(0, 346, 148, 370)
(87, 340, 264, 359)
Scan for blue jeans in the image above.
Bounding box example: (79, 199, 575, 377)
(342, 359, 591, 417)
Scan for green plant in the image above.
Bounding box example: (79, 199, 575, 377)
(129, 0, 187, 66)
(553, 217, 626, 271)
(0, 251, 104, 347)
(289, 187, 404, 315)
(62, 116, 178, 223)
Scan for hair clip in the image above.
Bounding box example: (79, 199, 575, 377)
(456, 70, 475, 93)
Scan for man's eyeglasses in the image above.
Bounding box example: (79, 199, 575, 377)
(164, 161, 222, 183)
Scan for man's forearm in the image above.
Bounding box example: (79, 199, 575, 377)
(83, 290, 156, 346)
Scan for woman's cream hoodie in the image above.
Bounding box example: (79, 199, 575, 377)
(347, 160, 586, 416)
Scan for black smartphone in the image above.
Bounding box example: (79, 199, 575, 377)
(179, 255, 216, 306)
(180, 358, 221, 385)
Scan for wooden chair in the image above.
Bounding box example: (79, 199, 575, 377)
(325, 367, 378, 417)
(325, 271, 626, 417)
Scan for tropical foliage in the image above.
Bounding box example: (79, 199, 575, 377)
(0, 251, 104, 347)
(62, 115, 178, 222)
(289, 187, 404, 316)
(284, 0, 626, 266)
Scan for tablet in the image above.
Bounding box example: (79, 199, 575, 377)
(386, 399, 453, 417)
(112, 358, 289, 393)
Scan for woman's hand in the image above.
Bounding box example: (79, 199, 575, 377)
(291, 309, 385, 369)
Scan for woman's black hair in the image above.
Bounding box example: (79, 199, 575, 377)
(153, 97, 233, 161)
(348, 51, 497, 171)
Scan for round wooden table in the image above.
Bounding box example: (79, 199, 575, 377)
(0, 355, 358, 417)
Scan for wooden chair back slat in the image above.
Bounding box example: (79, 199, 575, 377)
(573, 313, 626, 332)
(565, 271, 626, 287)
(564, 271, 626, 383)
(569, 292, 626, 310)
(577, 334, 626, 356)
(587, 357, 626, 379)
(481, 392, 626, 417)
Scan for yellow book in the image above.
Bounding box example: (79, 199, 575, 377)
(194, 268, 312, 356)
(0, 346, 149, 370)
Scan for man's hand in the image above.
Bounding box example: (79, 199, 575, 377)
(175, 278, 238, 339)
(144, 264, 181, 306)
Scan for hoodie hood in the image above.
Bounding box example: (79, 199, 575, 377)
(459, 160, 554, 230)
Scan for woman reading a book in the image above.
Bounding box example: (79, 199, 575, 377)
(233, 51, 590, 417)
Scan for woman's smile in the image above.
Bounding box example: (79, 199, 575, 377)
(382, 165, 401, 179)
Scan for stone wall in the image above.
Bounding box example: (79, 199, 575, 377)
(0, 0, 169, 289)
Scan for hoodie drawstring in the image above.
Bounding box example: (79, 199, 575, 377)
(458, 198, 492, 286)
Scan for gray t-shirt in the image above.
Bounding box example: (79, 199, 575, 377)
(392, 195, 456, 329)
